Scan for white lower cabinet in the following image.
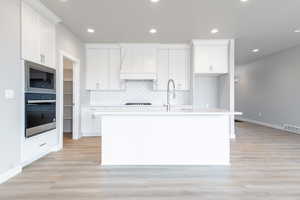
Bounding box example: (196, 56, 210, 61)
(155, 45, 190, 91)
(22, 129, 58, 165)
(81, 108, 101, 136)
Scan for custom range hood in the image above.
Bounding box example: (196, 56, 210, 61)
(120, 43, 158, 80)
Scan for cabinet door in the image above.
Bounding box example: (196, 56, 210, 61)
(194, 45, 228, 74)
(39, 16, 55, 68)
(121, 45, 134, 73)
(143, 46, 157, 74)
(155, 49, 169, 90)
(210, 45, 228, 74)
(109, 48, 124, 90)
(170, 49, 190, 90)
(86, 48, 109, 90)
(81, 109, 94, 134)
(22, 2, 40, 63)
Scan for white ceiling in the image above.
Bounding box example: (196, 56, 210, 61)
(41, 0, 300, 64)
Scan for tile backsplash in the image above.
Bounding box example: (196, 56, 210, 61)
(90, 81, 191, 105)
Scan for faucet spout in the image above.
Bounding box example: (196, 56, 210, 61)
(166, 79, 176, 112)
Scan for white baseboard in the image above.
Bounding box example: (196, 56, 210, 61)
(21, 145, 59, 168)
(82, 132, 101, 137)
(0, 166, 22, 184)
(236, 117, 286, 131)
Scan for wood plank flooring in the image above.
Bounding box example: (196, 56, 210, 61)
(1, 122, 300, 200)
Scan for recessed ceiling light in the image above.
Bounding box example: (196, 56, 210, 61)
(294, 29, 300, 33)
(87, 28, 95, 33)
(60, 0, 68, 2)
(210, 28, 219, 34)
(252, 49, 259, 53)
(240, 0, 249, 2)
(149, 28, 157, 34)
(150, 0, 160, 3)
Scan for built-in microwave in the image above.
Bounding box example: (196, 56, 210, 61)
(25, 61, 56, 94)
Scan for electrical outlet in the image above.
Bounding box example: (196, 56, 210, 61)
(258, 112, 262, 117)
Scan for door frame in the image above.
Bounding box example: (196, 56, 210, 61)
(58, 50, 81, 149)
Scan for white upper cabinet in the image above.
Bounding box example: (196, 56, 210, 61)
(156, 49, 169, 90)
(155, 45, 190, 91)
(22, 2, 40, 64)
(22, 1, 56, 68)
(39, 16, 55, 67)
(120, 44, 158, 80)
(86, 45, 124, 91)
(193, 40, 229, 74)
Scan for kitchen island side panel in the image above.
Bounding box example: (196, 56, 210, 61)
(102, 115, 230, 165)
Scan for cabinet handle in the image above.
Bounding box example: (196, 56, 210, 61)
(40, 54, 45, 64)
(96, 82, 100, 90)
(40, 143, 47, 147)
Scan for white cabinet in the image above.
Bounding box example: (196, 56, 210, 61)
(86, 48, 109, 90)
(22, 129, 58, 165)
(81, 108, 101, 136)
(39, 16, 55, 67)
(22, 2, 40, 64)
(86, 45, 124, 90)
(155, 45, 190, 91)
(22, 1, 56, 68)
(120, 44, 158, 80)
(193, 40, 229, 74)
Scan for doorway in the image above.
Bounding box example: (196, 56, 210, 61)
(63, 57, 74, 140)
(58, 51, 80, 150)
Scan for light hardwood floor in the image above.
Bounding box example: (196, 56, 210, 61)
(1, 122, 300, 200)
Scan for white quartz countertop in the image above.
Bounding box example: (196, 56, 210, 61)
(93, 108, 242, 117)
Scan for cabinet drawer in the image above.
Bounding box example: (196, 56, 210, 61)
(22, 130, 58, 163)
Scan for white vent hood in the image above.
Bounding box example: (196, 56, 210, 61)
(120, 44, 158, 80)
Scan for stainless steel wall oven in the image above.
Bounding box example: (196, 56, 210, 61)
(25, 93, 56, 138)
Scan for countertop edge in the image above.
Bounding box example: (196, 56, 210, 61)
(93, 111, 242, 116)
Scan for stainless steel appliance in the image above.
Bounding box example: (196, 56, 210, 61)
(25, 93, 56, 138)
(25, 60, 56, 94)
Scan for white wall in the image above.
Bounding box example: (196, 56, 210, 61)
(0, 1, 86, 179)
(90, 81, 191, 105)
(236, 46, 300, 128)
(56, 24, 87, 138)
(0, 0, 22, 174)
(56, 24, 88, 104)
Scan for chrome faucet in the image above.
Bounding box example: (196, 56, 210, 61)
(166, 79, 176, 112)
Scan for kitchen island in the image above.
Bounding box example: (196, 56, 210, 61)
(94, 108, 241, 166)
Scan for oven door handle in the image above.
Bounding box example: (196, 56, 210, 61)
(27, 100, 56, 104)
